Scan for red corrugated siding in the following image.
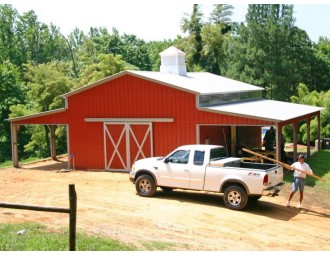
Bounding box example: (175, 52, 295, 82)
(11, 74, 274, 170)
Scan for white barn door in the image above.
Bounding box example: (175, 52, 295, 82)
(104, 122, 153, 171)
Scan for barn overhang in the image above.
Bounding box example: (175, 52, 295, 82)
(7, 108, 67, 124)
(199, 99, 323, 160)
(200, 99, 323, 123)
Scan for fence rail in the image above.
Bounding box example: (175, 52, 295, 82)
(0, 184, 77, 251)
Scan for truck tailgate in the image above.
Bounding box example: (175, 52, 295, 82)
(267, 165, 283, 187)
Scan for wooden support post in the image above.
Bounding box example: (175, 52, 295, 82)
(317, 113, 321, 151)
(0, 184, 77, 251)
(231, 126, 237, 157)
(69, 184, 77, 251)
(306, 117, 311, 158)
(11, 124, 19, 168)
(49, 125, 57, 160)
(275, 125, 280, 161)
(293, 122, 298, 161)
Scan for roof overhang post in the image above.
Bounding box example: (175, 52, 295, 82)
(275, 124, 280, 161)
(11, 124, 20, 168)
(317, 113, 321, 151)
(293, 122, 298, 161)
(48, 125, 57, 160)
(306, 116, 311, 158)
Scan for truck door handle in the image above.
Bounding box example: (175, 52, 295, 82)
(184, 169, 190, 172)
(153, 166, 158, 170)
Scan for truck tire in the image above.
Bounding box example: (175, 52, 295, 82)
(135, 174, 157, 197)
(223, 185, 248, 210)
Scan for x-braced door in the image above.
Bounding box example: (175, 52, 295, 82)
(104, 122, 153, 171)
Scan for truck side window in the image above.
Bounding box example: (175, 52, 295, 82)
(168, 150, 190, 164)
(193, 150, 205, 165)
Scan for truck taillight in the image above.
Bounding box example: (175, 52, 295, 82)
(263, 174, 269, 186)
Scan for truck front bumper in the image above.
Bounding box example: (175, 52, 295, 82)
(262, 182, 285, 197)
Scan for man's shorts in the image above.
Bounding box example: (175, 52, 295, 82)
(292, 177, 305, 192)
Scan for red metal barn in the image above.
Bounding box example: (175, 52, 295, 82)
(9, 47, 322, 171)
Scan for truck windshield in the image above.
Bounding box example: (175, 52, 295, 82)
(210, 147, 227, 161)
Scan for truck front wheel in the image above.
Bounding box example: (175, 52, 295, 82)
(135, 174, 157, 197)
(223, 185, 248, 210)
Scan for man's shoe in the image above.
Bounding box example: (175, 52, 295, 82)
(297, 203, 301, 209)
(286, 201, 290, 207)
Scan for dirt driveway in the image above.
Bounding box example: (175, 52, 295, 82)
(1, 158, 329, 251)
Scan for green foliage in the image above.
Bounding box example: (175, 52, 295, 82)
(0, 222, 135, 251)
(223, 4, 315, 101)
(180, 4, 234, 74)
(77, 53, 126, 87)
(24, 61, 73, 111)
(181, 4, 204, 71)
(290, 84, 330, 143)
(310, 37, 330, 91)
(0, 61, 25, 162)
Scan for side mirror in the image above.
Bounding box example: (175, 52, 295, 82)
(164, 158, 170, 163)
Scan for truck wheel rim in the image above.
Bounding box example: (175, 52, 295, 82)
(228, 191, 241, 206)
(139, 179, 151, 194)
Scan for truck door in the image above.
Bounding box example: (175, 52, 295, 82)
(157, 149, 191, 189)
(189, 150, 206, 190)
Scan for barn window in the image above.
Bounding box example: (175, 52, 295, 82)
(199, 91, 262, 107)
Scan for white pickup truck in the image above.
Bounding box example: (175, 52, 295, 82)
(129, 144, 284, 210)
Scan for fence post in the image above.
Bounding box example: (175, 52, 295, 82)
(69, 184, 77, 251)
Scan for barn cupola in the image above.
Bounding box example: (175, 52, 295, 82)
(159, 46, 187, 76)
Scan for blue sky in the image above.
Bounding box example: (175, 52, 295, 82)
(3, 1, 330, 43)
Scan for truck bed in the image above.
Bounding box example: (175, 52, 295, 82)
(210, 158, 277, 171)
(240, 162, 276, 170)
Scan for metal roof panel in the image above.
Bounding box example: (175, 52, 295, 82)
(202, 100, 323, 122)
(129, 71, 263, 95)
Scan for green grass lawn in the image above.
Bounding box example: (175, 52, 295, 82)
(0, 222, 182, 251)
(0, 222, 135, 251)
(0, 157, 42, 168)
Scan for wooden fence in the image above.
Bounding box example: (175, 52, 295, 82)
(0, 184, 77, 251)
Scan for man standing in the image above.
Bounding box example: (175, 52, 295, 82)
(263, 126, 275, 151)
(286, 154, 313, 208)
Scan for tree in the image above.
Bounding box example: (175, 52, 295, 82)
(181, 4, 204, 71)
(0, 61, 25, 162)
(0, 5, 18, 65)
(310, 37, 330, 92)
(290, 84, 330, 143)
(121, 34, 151, 70)
(14, 62, 74, 157)
(223, 4, 313, 101)
(77, 53, 127, 87)
(200, 4, 234, 74)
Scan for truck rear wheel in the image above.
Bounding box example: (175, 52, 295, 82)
(135, 174, 157, 197)
(223, 185, 248, 210)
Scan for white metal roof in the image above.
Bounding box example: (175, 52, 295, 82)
(202, 99, 323, 123)
(62, 70, 264, 98)
(129, 70, 264, 95)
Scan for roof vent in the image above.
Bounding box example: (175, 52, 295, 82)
(159, 46, 187, 76)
